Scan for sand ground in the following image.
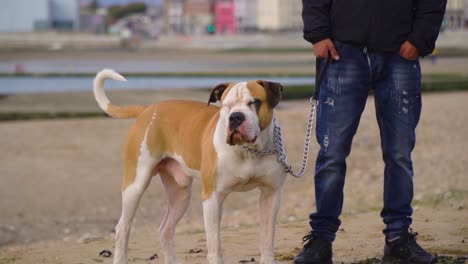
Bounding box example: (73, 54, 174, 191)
(0, 91, 467, 263)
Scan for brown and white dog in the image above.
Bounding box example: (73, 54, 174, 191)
(93, 69, 287, 264)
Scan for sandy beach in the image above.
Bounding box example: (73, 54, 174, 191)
(0, 91, 467, 263)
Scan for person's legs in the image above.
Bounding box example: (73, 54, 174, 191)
(373, 53, 421, 239)
(295, 43, 371, 264)
(309, 42, 371, 242)
(373, 52, 435, 263)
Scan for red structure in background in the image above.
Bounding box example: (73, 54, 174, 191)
(215, 1, 237, 34)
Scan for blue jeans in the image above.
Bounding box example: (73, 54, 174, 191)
(309, 41, 422, 242)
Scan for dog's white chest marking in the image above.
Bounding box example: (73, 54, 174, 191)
(213, 116, 284, 194)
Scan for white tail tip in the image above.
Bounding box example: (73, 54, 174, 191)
(93, 69, 127, 112)
(97, 69, 127, 82)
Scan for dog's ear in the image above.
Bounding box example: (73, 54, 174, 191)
(256, 80, 283, 108)
(208, 82, 232, 105)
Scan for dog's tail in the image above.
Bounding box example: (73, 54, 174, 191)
(93, 69, 147, 118)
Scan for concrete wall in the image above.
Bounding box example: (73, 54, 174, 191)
(0, 0, 50, 32)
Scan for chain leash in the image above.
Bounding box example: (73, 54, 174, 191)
(241, 97, 317, 178)
(241, 53, 331, 177)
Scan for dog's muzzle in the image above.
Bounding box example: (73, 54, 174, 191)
(229, 112, 245, 131)
(226, 112, 256, 145)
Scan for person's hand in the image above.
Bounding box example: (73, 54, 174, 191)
(400, 41, 419, 60)
(313, 38, 340, 60)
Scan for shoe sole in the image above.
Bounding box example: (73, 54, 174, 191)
(382, 256, 437, 264)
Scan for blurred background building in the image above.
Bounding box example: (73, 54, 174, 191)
(234, 0, 256, 33)
(257, 0, 302, 31)
(215, 0, 236, 34)
(445, 0, 466, 29)
(0, 0, 80, 32)
(165, 0, 184, 34)
(1, 0, 467, 35)
(466, 0, 468, 26)
(182, 0, 215, 35)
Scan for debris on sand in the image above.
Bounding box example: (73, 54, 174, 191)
(99, 250, 112, 258)
(148, 253, 159, 260)
(239, 257, 255, 263)
(188, 248, 203, 254)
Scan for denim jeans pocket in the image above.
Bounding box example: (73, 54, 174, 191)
(333, 40, 344, 53)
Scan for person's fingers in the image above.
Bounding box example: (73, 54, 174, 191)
(399, 46, 418, 60)
(319, 50, 328, 59)
(313, 39, 340, 59)
(399, 46, 405, 56)
(313, 48, 320, 58)
(328, 44, 340, 60)
(314, 47, 327, 59)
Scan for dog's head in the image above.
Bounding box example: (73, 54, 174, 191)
(208, 80, 283, 146)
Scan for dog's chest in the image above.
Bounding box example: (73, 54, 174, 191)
(217, 152, 284, 191)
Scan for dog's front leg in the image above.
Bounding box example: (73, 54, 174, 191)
(203, 191, 227, 264)
(258, 187, 282, 264)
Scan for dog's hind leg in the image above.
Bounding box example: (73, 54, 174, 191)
(113, 135, 158, 264)
(158, 158, 193, 264)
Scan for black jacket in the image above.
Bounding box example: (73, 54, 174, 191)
(302, 0, 447, 56)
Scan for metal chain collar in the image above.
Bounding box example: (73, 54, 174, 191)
(242, 97, 317, 178)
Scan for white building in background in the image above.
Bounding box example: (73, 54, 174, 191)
(0, 0, 79, 32)
(235, 0, 257, 32)
(445, 0, 466, 29)
(166, 0, 184, 34)
(257, 0, 302, 31)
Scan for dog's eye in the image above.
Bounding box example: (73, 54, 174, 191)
(248, 99, 261, 108)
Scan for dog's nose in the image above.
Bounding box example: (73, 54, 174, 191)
(229, 112, 245, 130)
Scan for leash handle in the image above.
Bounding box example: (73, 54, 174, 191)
(313, 53, 333, 100)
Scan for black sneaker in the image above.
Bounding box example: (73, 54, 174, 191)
(383, 229, 436, 264)
(293, 232, 333, 264)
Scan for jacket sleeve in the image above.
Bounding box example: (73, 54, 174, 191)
(408, 0, 447, 57)
(302, 0, 332, 44)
